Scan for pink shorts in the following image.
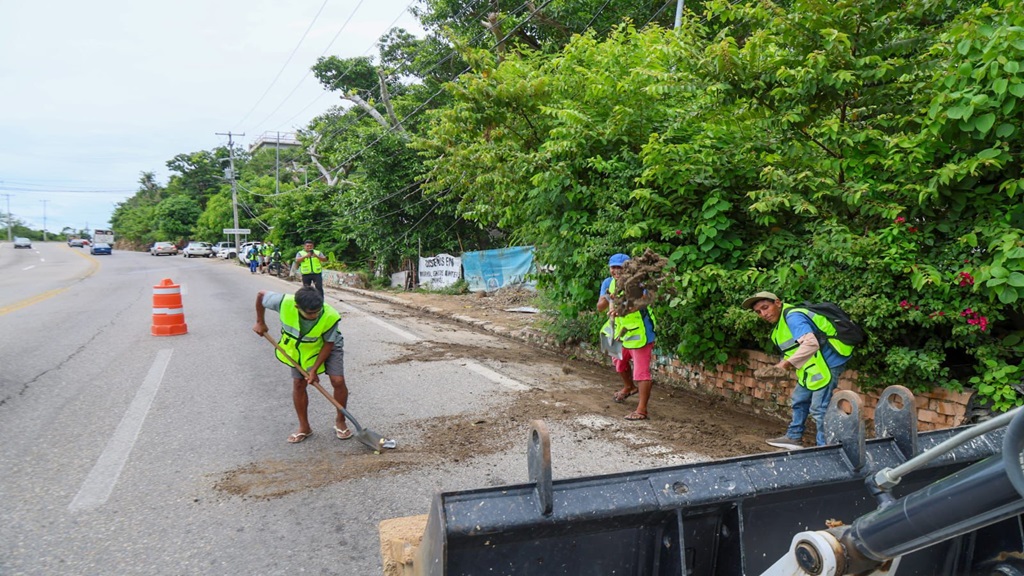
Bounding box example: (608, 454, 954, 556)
(613, 343, 655, 381)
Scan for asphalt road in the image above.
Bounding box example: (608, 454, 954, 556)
(0, 242, 659, 575)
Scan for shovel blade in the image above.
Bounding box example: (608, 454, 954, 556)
(600, 333, 623, 360)
(354, 426, 397, 448)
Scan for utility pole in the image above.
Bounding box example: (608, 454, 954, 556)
(216, 131, 244, 250)
(275, 131, 281, 195)
(674, 0, 685, 29)
(1, 193, 12, 242)
(40, 199, 48, 242)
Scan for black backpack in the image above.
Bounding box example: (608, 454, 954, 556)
(792, 301, 866, 347)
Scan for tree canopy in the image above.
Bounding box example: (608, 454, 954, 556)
(109, 0, 1024, 409)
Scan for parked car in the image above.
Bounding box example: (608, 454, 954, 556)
(13, 237, 32, 249)
(182, 241, 215, 258)
(90, 242, 112, 256)
(68, 238, 86, 247)
(150, 242, 178, 256)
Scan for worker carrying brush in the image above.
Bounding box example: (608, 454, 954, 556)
(253, 286, 353, 444)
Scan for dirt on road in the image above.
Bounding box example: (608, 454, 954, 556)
(214, 286, 787, 501)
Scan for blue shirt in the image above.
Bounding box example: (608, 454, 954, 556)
(785, 310, 849, 368)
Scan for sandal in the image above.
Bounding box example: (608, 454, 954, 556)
(334, 426, 353, 440)
(624, 411, 648, 421)
(288, 431, 313, 443)
(613, 388, 638, 403)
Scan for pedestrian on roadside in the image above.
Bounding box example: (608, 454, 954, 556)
(598, 253, 657, 421)
(252, 286, 352, 443)
(296, 240, 327, 297)
(259, 242, 273, 274)
(246, 244, 260, 274)
(742, 291, 853, 449)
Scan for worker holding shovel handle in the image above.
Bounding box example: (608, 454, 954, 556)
(253, 286, 353, 444)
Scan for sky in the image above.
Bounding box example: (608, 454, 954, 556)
(0, 0, 423, 236)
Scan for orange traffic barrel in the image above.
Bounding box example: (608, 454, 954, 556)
(151, 278, 188, 336)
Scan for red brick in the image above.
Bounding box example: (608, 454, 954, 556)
(917, 409, 941, 423)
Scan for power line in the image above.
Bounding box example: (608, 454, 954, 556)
(235, 0, 333, 129)
(272, 0, 418, 130)
(245, 0, 369, 133)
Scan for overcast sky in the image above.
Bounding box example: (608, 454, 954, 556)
(0, 0, 422, 236)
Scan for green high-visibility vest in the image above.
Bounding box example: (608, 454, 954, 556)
(770, 303, 851, 391)
(276, 296, 340, 373)
(297, 250, 324, 274)
(600, 278, 656, 349)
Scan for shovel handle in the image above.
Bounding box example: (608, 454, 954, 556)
(260, 332, 348, 415)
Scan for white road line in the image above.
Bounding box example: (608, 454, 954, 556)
(69, 349, 173, 511)
(463, 360, 531, 391)
(336, 301, 421, 342)
(22, 265, 35, 271)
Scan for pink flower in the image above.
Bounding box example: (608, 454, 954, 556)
(899, 299, 911, 309)
(895, 216, 906, 224)
(908, 226, 918, 233)
(675, 229, 682, 235)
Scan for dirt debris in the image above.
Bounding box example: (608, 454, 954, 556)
(614, 249, 669, 311)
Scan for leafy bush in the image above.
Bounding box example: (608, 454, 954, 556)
(419, 0, 1024, 411)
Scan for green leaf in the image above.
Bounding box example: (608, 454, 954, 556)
(975, 114, 996, 135)
(946, 105, 968, 119)
(964, 232, 978, 247)
(992, 266, 1010, 278)
(1008, 272, 1024, 287)
(1010, 83, 1024, 98)
(1000, 287, 1019, 304)
(994, 78, 1008, 95)
(957, 39, 972, 55)
(977, 146, 1001, 159)
(996, 123, 1016, 137)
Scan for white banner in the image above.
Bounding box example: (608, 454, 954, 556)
(418, 253, 461, 288)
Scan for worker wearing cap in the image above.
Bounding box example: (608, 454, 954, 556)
(598, 253, 657, 421)
(742, 291, 851, 449)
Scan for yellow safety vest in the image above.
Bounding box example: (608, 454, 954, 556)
(276, 296, 340, 373)
(600, 278, 656, 349)
(298, 250, 324, 274)
(771, 304, 850, 391)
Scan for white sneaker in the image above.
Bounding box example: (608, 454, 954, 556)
(766, 435, 803, 450)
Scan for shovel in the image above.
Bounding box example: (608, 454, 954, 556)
(261, 332, 396, 451)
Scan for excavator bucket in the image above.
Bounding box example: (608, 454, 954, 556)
(386, 387, 1024, 576)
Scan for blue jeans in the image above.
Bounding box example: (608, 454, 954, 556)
(787, 366, 845, 446)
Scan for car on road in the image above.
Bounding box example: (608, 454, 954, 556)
(13, 237, 32, 249)
(150, 242, 178, 256)
(182, 241, 215, 258)
(90, 242, 112, 256)
(68, 238, 86, 247)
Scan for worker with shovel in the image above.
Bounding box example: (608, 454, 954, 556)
(253, 286, 353, 443)
(598, 253, 657, 421)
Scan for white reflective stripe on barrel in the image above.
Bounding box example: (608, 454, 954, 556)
(152, 308, 184, 315)
(153, 288, 180, 295)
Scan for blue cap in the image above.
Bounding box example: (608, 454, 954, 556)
(608, 253, 630, 267)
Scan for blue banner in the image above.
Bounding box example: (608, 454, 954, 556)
(462, 246, 536, 292)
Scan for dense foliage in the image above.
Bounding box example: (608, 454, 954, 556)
(106, 0, 1024, 408)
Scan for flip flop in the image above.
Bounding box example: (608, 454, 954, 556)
(613, 389, 638, 403)
(334, 426, 353, 440)
(624, 411, 648, 421)
(288, 431, 313, 443)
